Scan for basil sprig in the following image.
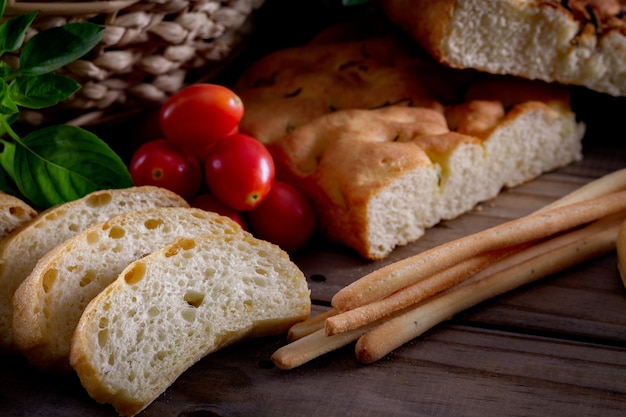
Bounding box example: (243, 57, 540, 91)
(0, 0, 133, 209)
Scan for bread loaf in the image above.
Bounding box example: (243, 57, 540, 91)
(0, 186, 188, 352)
(13, 207, 244, 372)
(70, 233, 311, 417)
(0, 191, 37, 241)
(381, 0, 626, 96)
(235, 27, 585, 259)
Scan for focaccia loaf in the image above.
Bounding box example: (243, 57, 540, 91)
(235, 25, 585, 260)
(0, 186, 188, 352)
(0, 191, 37, 241)
(381, 0, 626, 96)
(70, 233, 310, 417)
(13, 207, 244, 373)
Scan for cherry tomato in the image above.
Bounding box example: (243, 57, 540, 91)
(190, 193, 248, 230)
(247, 180, 316, 252)
(159, 83, 244, 151)
(204, 133, 275, 211)
(129, 139, 202, 200)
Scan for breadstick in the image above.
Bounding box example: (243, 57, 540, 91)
(355, 214, 623, 364)
(272, 324, 376, 370)
(324, 244, 526, 335)
(288, 308, 338, 341)
(331, 190, 626, 312)
(617, 219, 626, 288)
(538, 168, 626, 212)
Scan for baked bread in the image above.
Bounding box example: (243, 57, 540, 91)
(70, 233, 311, 417)
(380, 0, 626, 96)
(13, 207, 244, 372)
(235, 26, 585, 260)
(0, 186, 188, 352)
(617, 218, 626, 288)
(0, 191, 37, 241)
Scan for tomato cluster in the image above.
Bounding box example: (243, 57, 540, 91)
(129, 83, 316, 253)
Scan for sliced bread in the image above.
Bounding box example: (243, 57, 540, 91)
(0, 191, 37, 241)
(70, 233, 311, 417)
(0, 186, 188, 352)
(13, 207, 244, 372)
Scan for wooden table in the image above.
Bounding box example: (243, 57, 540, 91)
(1, 86, 625, 416)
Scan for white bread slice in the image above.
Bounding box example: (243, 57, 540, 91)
(13, 207, 244, 372)
(70, 233, 311, 417)
(0, 191, 37, 241)
(0, 186, 188, 352)
(381, 0, 626, 96)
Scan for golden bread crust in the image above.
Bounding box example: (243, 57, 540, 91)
(236, 24, 584, 259)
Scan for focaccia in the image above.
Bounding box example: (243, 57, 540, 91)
(381, 0, 626, 96)
(235, 24, 585, 260)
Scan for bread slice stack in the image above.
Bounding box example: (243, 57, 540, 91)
(12, 207, 244, 372)
(0, 186, 189, 352)
(234, 24, 586, 260)
(381, 0, 626, 96)
(1, 187, 311, 416)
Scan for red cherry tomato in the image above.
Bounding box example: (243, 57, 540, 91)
(204, 133, 275, 211)
(247, 180, 316, 252)
(190, 193, 248, 230)
(159, 83, 244, 151)
(129, 139, 202, 200)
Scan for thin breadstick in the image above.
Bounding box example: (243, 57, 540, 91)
(324, 244, 527, 335)
(331, 190, 626, 312)
(355, 214, 623, 364)
(538, 168, 626, 212)
(273, 324, 376, 370)
(288, 308, 338, 341)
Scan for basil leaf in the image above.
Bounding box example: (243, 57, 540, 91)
(12, 125, 133, 208)
(0, 11, 37, 55)
(18, 22, 103, 75)
(9, 73, 80, 109)
(0, 79, 18, 115)
(0, 139, 20, 195)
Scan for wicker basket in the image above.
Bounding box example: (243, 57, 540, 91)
(3, 0, 265, 126)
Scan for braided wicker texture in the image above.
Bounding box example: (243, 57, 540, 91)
(4, 0, 264, 125)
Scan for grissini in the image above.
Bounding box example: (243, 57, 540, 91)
(355, 213, 623, 364)
(331, 190, 626, 313)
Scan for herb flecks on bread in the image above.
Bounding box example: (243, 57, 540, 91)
(70, 233, 310, 417)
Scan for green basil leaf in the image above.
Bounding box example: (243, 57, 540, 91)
(0, 11, 37, 55)
(18, 22, 103, 75)
(9, 73, 80, 109)
(0, 139, 20, 195)
(0, 79, 18, 115)
(0, 137, 15, 178)
(12, 125, 133, 208)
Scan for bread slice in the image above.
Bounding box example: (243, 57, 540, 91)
(13, 207, 244, 372)
(70, 233, 311, 417)
(381, 0, 626, 96)
(0, 191, 37, 241)
(0, 186, 188, 352)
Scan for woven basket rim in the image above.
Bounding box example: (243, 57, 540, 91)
(5, 0, 142, 16)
